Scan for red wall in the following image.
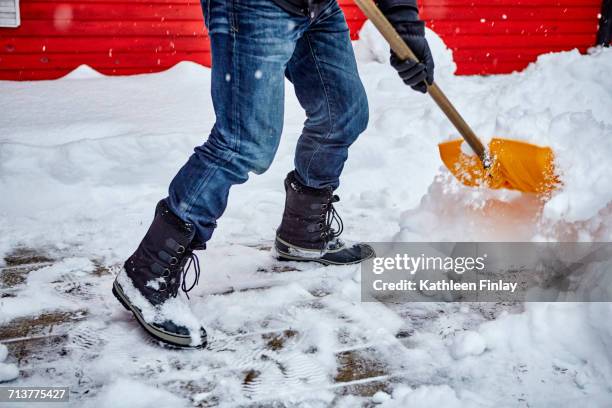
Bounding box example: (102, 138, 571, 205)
(0, 0, 602, 80)
(422, 0, 601, 75)
(1, 0, 211, 80)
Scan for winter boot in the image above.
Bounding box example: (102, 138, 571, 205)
(112, 199, 207, 348)
(275, 171, 375, 265)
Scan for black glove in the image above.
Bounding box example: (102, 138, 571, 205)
(384, 8, 434, 93)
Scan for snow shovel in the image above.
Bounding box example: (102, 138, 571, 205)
(353, 0, 559, 194)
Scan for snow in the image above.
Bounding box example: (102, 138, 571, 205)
(0, 344, 18, 383)
(1, 257, 95, 323)
(0, 363, 19, 383)
(116, 268, 205, 346)
(85, 378, 190, 408)
(377, 385, 465, 407)
(450, 330, 487, 360)
(61, 64, 105, 80)
(1, 21, 612, 405)
(473, 302, 612, 405)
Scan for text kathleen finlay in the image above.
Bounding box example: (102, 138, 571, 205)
(372, 279, 518, 293)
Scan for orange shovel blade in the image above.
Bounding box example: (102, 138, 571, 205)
(438, 138, 559, 194)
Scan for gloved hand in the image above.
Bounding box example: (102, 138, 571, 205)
(384, 7, 434, 93)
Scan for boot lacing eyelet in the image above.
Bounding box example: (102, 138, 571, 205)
(177, 245, 185, 254)
(319, 194, 344, 243)
(160, 251, 201, 300)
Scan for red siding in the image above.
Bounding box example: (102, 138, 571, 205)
(419, 0, 602, 75)
(0, 0, 210, 80)
(0, 0, 602, 80)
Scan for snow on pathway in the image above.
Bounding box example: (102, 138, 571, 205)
(1, 24, 611, 407)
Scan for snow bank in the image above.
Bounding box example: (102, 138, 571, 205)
(354, 22, 612, 241)
(354, 21, 457, 78)
(409, 82, 608, 241)
(490, 48, 612, 227)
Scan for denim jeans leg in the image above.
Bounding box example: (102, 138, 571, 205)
(287, 2, 369, 190)
(167, 0, 307, 243)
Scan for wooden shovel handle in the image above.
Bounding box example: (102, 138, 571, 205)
(353, 0, 487, 162)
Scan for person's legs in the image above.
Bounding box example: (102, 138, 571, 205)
(115, 0, 310, 347)
(168, 0, 309, 243)
(286, 1, 369, 190)
(275, 2, 373, 264)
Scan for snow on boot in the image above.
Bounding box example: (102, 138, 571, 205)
(112, 199, 207, 348)
(275, 171, 375, 265)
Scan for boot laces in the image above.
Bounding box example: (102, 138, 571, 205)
(323, 195, 344, 241)
(170, 251, 200, 299)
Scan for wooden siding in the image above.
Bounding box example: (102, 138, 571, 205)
(420, 0, 601, 74)
(0, 0, 603, 80)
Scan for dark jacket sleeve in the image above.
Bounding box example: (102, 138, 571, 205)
(376, 0, 418, 13)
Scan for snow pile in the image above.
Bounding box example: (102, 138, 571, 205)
(354, 21, 457, 78)
(355, 20, 612, 242)
(61, 64, 105, 80)
(361, 43, 612, 242)
(0, 344, 19, 383)
(490, 48, 612, 229)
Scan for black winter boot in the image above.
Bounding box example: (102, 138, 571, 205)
(275, 171, 375, 265)
(112, 199, 207, 348)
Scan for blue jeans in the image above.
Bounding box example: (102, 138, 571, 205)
(168, 0, 369, 243)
